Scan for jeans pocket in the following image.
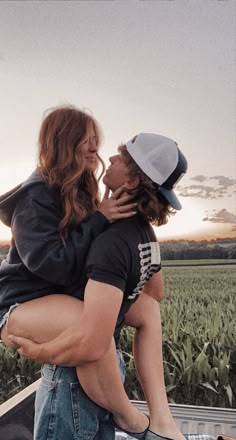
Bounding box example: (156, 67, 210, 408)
(70, 382, 99, 439)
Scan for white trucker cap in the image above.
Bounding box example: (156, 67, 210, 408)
(126, 133, 188, 210)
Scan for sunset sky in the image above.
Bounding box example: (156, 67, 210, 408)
(0, 0, 235, 242)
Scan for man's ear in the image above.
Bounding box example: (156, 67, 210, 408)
(124, 177, 140, 190)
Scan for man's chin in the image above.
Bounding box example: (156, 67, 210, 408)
(102, 175, 109, 186)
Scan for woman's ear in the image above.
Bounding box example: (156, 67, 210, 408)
(124, 177, 140, 190)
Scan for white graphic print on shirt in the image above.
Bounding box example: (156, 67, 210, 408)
(128, 241, 161, 299)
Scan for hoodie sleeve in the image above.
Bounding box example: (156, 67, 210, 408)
(11, 195, 109, 286)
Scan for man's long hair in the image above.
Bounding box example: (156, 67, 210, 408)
(37, 106, 105, 237)
(119, 145, 175, 226)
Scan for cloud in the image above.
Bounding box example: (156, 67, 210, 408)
(202, 209, 236, 225)
(177, 175, 236, 199)
(210, 176, 236, 187)
(177, 184, 228, 199)
(191, 175, 208, 183)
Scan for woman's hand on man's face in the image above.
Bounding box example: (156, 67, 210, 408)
(98, 186, 137, 222)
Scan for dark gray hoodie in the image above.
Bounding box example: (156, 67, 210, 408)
(0, 170, 109, 312)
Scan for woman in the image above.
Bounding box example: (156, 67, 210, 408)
(0, 105, 146, 431)
(0, 111, 187, 440)
(0, 105, 137, 320)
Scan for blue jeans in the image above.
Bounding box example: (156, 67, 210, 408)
(34, 350, 126, 440)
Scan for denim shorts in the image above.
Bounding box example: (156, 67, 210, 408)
(0, 304, 19, 332)
(34, 350, 126, 440)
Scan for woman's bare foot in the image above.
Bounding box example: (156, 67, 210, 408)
(149, 416, 185, 440)
(114, 410, 149, 434)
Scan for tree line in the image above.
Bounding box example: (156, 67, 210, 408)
(160, 240, 236, 260)
(0, 240, 236, 263)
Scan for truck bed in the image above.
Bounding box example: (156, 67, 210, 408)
(0, 380, 235, 439)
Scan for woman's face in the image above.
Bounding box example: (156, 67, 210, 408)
(78, 123, 98, 172)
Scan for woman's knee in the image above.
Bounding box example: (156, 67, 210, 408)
(3, 295, 84, 344)
(1, 324, 17, 348)
(125, 293, 160, 328)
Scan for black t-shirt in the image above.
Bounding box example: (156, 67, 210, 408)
(86, 214, 161, 344)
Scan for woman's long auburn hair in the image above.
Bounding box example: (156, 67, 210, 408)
(119, 145, 175, 226)
(37, 106, 105, 237)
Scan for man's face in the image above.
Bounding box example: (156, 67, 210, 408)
(103, 153, 130, 191)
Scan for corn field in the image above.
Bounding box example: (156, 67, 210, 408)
(121, 263, 236, 408)
(0, 262, 235, 407)
(0, 343, 40, 404)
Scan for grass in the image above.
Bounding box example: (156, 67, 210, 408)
(121, 263, 236, 408)
(0, 343, 40, 404)
(0, 261, 235, 407)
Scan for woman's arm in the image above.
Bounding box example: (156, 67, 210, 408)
(12, 197, 109, 286)
(12, 185, 135, 286)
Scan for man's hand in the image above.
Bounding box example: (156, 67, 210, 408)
(8, 335, 46, 363)
(8, 333, 78, 366)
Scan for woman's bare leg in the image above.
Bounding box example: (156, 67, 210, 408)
(1, 295, 148, 433)
(77, 339, 148, 432)
(1, 295, 85, 348)
(125, 294, 184, 440)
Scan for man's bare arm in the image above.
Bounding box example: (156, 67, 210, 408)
(9, 280, 123, 365)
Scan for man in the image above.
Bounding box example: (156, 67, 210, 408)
(9, 133, 191, 440)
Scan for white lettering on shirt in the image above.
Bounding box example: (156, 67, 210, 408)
(128, 241, 161, 299)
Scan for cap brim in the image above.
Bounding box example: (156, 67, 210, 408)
(159, 187, 182, 210)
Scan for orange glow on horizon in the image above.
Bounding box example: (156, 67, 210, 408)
(0, 219, 235, 245)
